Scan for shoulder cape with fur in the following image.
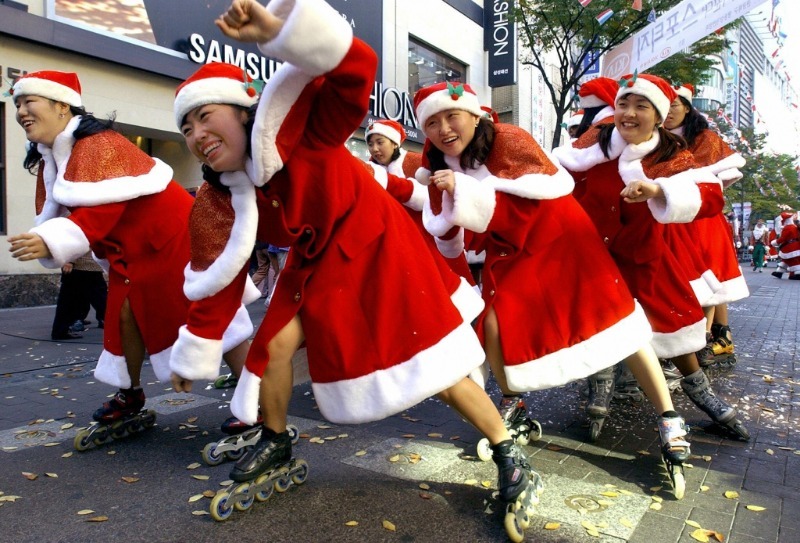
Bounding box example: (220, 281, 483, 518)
(552, 126, 721, 224)
(33, 116, 172, 226)
(671, 127, 745, 187)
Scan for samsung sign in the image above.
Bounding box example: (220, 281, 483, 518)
(485, 0, 517, 87)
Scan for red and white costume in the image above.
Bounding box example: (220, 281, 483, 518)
(669, 126, 748, 306)
(415, 114, 653, 392)
(554, 124, 723, 357)
(172, 0, 485, 426)
(775, 212, 800, 272)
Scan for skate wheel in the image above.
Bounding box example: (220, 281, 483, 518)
(110, 420, 128, 440)
(225, 446, 248, 461)
(202, 442, 226, 466)
(514, 432, 530, 447)
(589, 420, 602, 442)
(141, 410, 157, 429)
(287, 424, 300, 445)
(733, 422, 750, 441)
(233, 483, 254, 511)
(504, 503, 525, 543)
(476, 438, 493, 462)
(73, 428, 94, 452)
(210, 492, 234, 522)
(291, 460, 309, 485)
(529, 420, 543, 441)
(254, 474, 274, 502)
(274, 475, 291, 493)
(670, 464, 686, 500)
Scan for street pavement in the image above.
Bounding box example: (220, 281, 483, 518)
(0, 266, 798, 543)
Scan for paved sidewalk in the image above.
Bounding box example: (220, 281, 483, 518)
(0, 267, 797, 542)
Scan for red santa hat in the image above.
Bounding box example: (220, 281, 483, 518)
(674, 83, 695, 102)
(481, 105, 499, 123)
(780, 211, 795, 223)
(414, 82, 484, 128)
(364, 119, 406, 146)
(174, 62, 259, 127)
(11, 70, 82, 108)
(567, 109, 585, 128)
(616, 73, 677, 122)
(579, 77, 618, 108)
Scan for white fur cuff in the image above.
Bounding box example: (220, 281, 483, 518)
(94, 350, 131, 389)
(30, 217, 90, 268)
(222, 305, 255, 353)
(444, 173, 496, 233)
(648, 170, 705, 224)
(231, 368, 262, 425)
(169, 326, 223, 382)
(435, 229, 465, 259)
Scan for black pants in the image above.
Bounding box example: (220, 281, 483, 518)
(51, 270, 108, 338)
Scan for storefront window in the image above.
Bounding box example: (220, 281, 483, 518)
(408, 38, 467, 94)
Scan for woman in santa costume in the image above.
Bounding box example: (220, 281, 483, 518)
(8, 70, 252, 430)
(414, 80, 693, 473)
(169, 0, 544, 527)
(572, 76, 618, 140)
(664, 83, 748, 367)
(363, 119, 474, 283)
(772, 211, 800, 279)
(553, 73, 749, 440)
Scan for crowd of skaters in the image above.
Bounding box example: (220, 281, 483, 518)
(6, 0, 778, 537)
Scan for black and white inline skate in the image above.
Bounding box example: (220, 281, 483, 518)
(201, 416, 299, 466)
(213, 373, 238, 389)
(209, 427, 308, 522)
(586, 366, 616, 442)
(477, 396, 542, 461)
(658, 413, 691, 500)
(73, 388, 156, 451)
(488, 439, 544, 542)
(681, 370, 750, 440)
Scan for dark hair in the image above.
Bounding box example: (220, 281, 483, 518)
(574, 106, 607, 138)
(201, 104, 257, 191)
(675, 96, 709, 148)
(597, 123, 686, 163)
(23, 104, 116, 174)
(426, 117, 495, 172)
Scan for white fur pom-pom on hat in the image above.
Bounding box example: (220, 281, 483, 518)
(674, 83, 695, 102)
(11, 70, 82, 107)
(174, 62, 259, 127)
(413, 81, 484, 128)
(616, 72, 677, 122)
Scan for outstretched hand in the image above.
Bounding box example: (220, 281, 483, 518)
(216, 0, 283, 43)
(430, 169, 455, 196)
(8, 233, 52, 261)
(171, 372, 193, 393)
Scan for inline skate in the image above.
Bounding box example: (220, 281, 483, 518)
(658, 413, 691, 500)
(614, 363, 644, 402)
(681, 370, 750, 440)
(213, 373, 238, 389)
(201, 416, 299, 466)
(585, 366, 616, 442)
(708, 323, 736, 367)
(74, 388, 156, 451)
(660, 359, 682, 392)
(492, 439, 544, 542)
(477, 396, 542, 461)
(209, 428, 308, 521)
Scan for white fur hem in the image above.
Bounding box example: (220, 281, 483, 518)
(505, 302, 652, 392)
(222, 305, 255, 352)
(170, 325, 224, 382)
(703, 272, 749, 306)
(30, 217, 90, 269)
(94, 350, 131, 389)
(650, 318, 707, 359)
(149, 347, 173, 383)
(451, 276, 485, 323)
(689, 277, 714, 307)
(312, 319, 485, 424)
(422, 199, 457, 237)
(435, 229, 465, 259)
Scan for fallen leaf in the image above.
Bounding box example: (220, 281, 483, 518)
(686, 520, 703, 529)
(188, 494, 205, 503)
(419, 483, 430, 490)
(45, 473, 58, 478)
(618, 489, 633, 496)
(202, 490, 216, 498)
(0, 496, 21, 503)
(22, 472, 38, 481)
(620, 518, 634, 528)
(86, 516, 109, 522)
(107, 450, 116, 456)
(649, 486, 662, 492)
(382, 519, 396, 532)
(547, 445, 563, 451)
(187, 417, 198, 423)
(354, 450, 367, 457)
(317, 424, 332, 429)
(121, 477, 140, 484)
(638, 450, 651, 456)
(191, 475, 210, 481)
(649, 502, 662, 511)
(652, 496, 663, 503)
(597, 500, 614, 506)
(581, 520, 598, 531)
(427, 433, 443, 438)
(544, 522, 560, 530)
(700, 485, 710, 492)
(481, 481, 492, 488)
(402, 434, 415, 438)
(186, 463, 201, 470)
(419, 492, 432, 499)
(388, 455, 400, 463)
(746, 505, 766, 511)
(724, 491, 739, 499)
(690, 528, 710, 542)
(61, 423, 74, 430)
(765, 449, 774, 456)
(338, 434, 349, 438)
(345, 520, 358, 526)
(464, 479, 478, 486)
(77, 510, 95, 515)
(44, 443, 59, 447)
(586, 528, 600, 537)
(600, 491, 619, 498)
(191, 511, 209, 516)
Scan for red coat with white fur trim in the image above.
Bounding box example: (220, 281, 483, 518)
(416, 123, 654, 393)
(226, 0, 486, 426)
(28, 122, 193, 388)
(553, 126, 723, 357)
(776, 221, 800, 272)
(674, 127, 748, 305)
